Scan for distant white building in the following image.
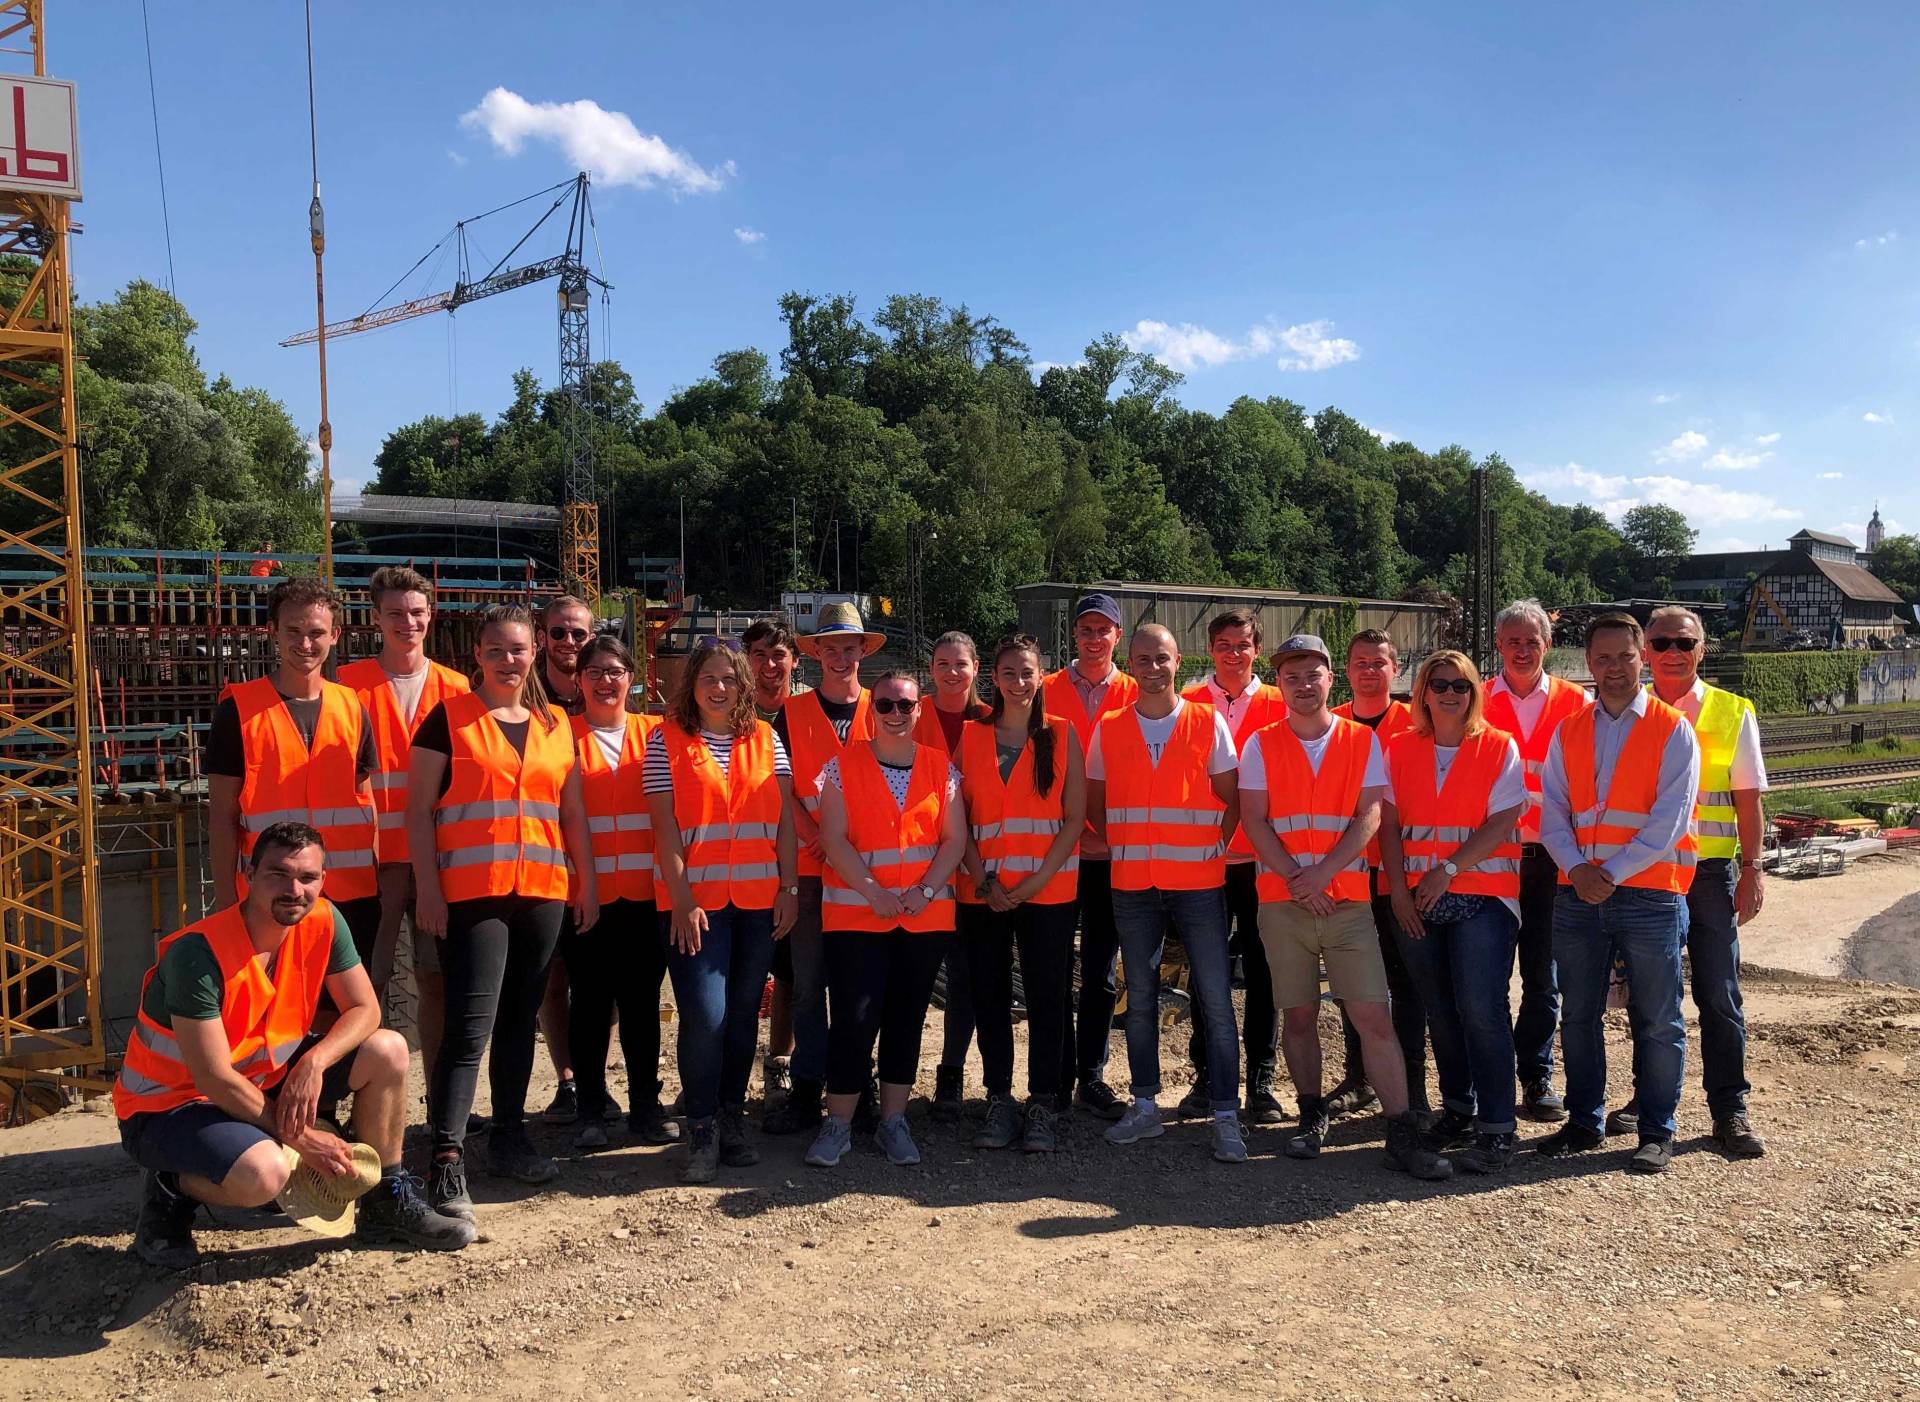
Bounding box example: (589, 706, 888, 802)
(779, 591, 882, 634)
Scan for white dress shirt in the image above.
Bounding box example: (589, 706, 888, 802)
(1658, 677, 1769, 792)
(1540, 690, 1701, 884)
(1488, 671, 1553, 741)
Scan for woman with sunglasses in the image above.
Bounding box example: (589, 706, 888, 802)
(956, 636, 1085, 1153)
(805, 672, 967, 1169)
(914, 631, 992, 1123)
(407, 604, 598, 1222)
(1377, 650, 1527, 1174)
(566, 635, 678, 1151)
(646, 638, 799, 1183)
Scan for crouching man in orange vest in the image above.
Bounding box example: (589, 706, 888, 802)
(115, 822, 474, 1269)
(1537, 613, 1700, 1175)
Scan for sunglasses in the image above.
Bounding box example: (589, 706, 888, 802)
(1648, 636, 1700, 653)
(698, 635, 743, 653)
(872, 697, 919, 715)
(548, 626, 591, 643)
(1426, 678, 1475, 696)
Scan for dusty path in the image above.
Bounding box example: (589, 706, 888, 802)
(6, 862, 1920, 1401)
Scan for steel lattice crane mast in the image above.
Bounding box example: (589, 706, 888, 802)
(282, 172, 611, 600)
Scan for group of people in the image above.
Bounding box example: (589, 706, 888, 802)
(113, 571, 1769, 1270)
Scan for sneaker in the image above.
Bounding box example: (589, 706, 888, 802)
(428, 1154, 474, 1221)
(1105, 1100, 1164, 1146)
(1285, 1098, 1330, 1160)
(540, 1080, 580, 1125)
(357, 1172, 476, 1251)
(933, 1065, 964, 1124)
(132, 1170, 198, 1271)
(1323, 1076, 1377, 1119)
(1245, 1069, 1286, 1127)
(1605, 1103, 1641, 1137)
(485, 1126, 561, 1185)
(1074, 1080, 1126, 1122)
(628, 1099, 682, 1145)
(681, 1118, 720, 1183)
(575, 1120, 609, 1150)
(1520, 1079, 1568, 1123)
(804, 1115, 853, 1168)
(1712, 1113, 1766, 1159)
(1455, 1131, 1516, 1175)
(873, 1113, 921, 1166)
(1175, 1080, 1210, 1119)
(764, 1078, 823, 1135)
(1629, 1136, 1675, 1174)
(1535, 1123, 1605, 1158)
(1421, 1108, 1476, 1153)
(1211, 1117, 1249, 1164)
(1021, 1100, 1059, 1154)
(851, 1080, 881, 1135)
(973, 1093, 1020, 1150)
(762, 1056, 791, 1103)
(1384, 1112, 1454, 1180)
(717, 1104, 761, 1167)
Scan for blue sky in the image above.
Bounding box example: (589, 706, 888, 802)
(62, 3, 1917, 552)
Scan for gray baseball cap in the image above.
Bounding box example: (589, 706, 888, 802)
(1271, 633, 1331, 667)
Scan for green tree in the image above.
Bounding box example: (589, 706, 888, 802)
(1619, 502, 1698, 560)
(1870, 533, 1920, 610)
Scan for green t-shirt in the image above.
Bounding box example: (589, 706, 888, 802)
(139, 905, 359, 1026)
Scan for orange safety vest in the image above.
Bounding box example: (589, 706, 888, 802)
(1100, 702, 1227, 893)
(336, 657, 471, 864)
(571, 712, 656, 904)
(113, 901, 336, 1119)
(1385, 728, 1522, 900)
(432, 692, 575, 903)
(662, 719, 783, 912)
(1186, 677, 1288, 860)
(1482, 673, 1589, 843)
(785, 689, 875, 878)
(1253, 715, 1374, 903)
(1334, 698, 1415, 869)
(228, 676, 378, 903)
(1047, 666, 1139, 855)
(821, 740, 955, 932)
(956, 715, 1078, 905)
(912, 699, 988, 753)
(1555, 697, 1699, 894)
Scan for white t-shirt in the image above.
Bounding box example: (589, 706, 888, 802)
(1084, 698, 1238, 780)
(1238, 721, 1388, 791)
(384, 664, 431, 727)
(590, 725, 627, 771)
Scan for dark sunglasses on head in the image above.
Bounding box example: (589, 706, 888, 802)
(1648, 636, 1699, 653)
(698, 634, 743, 652)
(548, 626, 591, 643)
(872, 696, 919, 715)
(1426, 678, 1475, 696)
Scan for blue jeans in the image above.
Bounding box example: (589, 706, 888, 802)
(665, 904, 777, 1120)
(1623, 858, 1748, 1117)
(1553, 886, 1686, 1139)
(1112, 886, 1238, 1111)
(1393, 899, 1519, 1133)
(786, 878, 830, 1085)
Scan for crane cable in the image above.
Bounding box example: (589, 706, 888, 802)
(139, 0, 177, 298)
(303, 0, 334, 584)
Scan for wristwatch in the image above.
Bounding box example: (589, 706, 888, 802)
(917, 884, 937, 900)
(1441, 860, 1459, 877)
(783, 884, 800, 896)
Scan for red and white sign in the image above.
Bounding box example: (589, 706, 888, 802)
(0, 75, 79, 201)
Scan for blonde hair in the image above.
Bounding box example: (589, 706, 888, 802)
(1410, 649, 1487, 738)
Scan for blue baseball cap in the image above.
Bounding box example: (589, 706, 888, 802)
(1074, 592, 1122, 628)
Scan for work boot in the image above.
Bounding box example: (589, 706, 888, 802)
(628, 1097, 682, 1145)
(132, 1170, 198, 1271)
(357, 1172, 476, 1251)
(428, 1153, 474, 1221)
(1021, 1100, 1059, 1154)
(1175, 1080, 1211, 1119)
(485, 1125, 560, 1185)
(1535, 1123, 1605, 1158)
(540, 1080, 580, 1125)
(1520, 1079, 1568, 1123)
(933, 1065, 964, 1123)
(717, 1104, 760, 1167)
(762, 1055, 791, 1105)
(763, 1077, 823, 1135)
(1712, 1112, 1766, 1159)
(1420, 1108, 1476, 1153)
(680, 1117, 720, 1184)
(1455, 1131, 1516, 1175)
(1605, 1102, 1640, 1137)
(1628, 1137, 1675, 1174)
(1285, 1097, 1331, 1160)
(973, 1093, 1020, 1150)
(1245, 1064, 1286, 1126)
(1383, 1112, 1454, 1181)
(1323, 1075, 1377, 1119)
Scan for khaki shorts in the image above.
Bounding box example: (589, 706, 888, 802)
(1258, 899, 1389, 1008)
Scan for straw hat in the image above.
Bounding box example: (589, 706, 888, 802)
(274, 1140, 383, 1238)
(798, 601, 886, 658)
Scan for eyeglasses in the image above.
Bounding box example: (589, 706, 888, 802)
(1648, 636, 1700, 653)
(1426, 678, 1475, 696)
(582, 667, 630, 683)
(698, 635, 742, 652)
(872, 697, 919, 715)
(547, 626, 591, 643)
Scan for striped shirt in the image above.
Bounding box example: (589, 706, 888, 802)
(641, 728, 792, 794)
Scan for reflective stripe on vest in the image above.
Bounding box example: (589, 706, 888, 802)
(1100, 703, 1226, 894)
(572, 712, 656, 903)
(229, 676, 378, 902)
(822, 739, 955, 931)
(1185, 680, 1288, 860)
(1480, 675, 1590, 843)
(1334, 699, 1412, 868)
(1254, 715, 1372, 903)
(337, 657, 470, 864)
(431, 692, 575, 903)
(1557, 698, 1698, 893)
(664, 720, 784, 912)
(785, 689, 874, 878)
(1386, 729, 1522, 900)
(956, 715, 1079, 905)
(1045, 667, 1137, 854)
(1673, 682, 1751, 861)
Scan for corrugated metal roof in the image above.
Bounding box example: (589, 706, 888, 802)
(335, 493, 559, 530)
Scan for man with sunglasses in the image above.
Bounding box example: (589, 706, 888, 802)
(1607, 606, 1768, 1158)
(534, 595, 597, 1126)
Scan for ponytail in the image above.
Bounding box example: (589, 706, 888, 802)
(988, 635, 1055, 798)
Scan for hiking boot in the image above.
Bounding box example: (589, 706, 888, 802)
(628, 1098, 682, 1145)
(764, 1077, 823, 1135)
(428, 1154, 474, 1220)
(874, 1113, 921, 1166)
(1105, 1100, 1164, 1146)
(1021, 1100, 1059, 1154)
(1605, 1102, 1640, 1137)
(540, 1080, 580, 1125)
(933, 1065, 964, 1124)
(132, 1170, 198, 1271)
(852, 1080, 881, 1135)
(762, 1055, 791, 1104)
(1245, 1066, 1286, 1126)
(1323, 1076, 1377, 1119)
(1629, 1137, 1675, 1174)
(804, 1116, 853, 1168)
(1535, 1123, 1605, 1158)
(1285, 1098, 1331, 1159)
(574, 1119, 609, 1150)
(1455, 1131, 1516, 1175)
(1384, 1112, 1454, 1180)
(1074, 1080, 1126, 1122)
(1405, 1063, 1432, 1117)
(1520, 1079, 1568, 1123)
(681, 1118, 720, 1183)
(974, 1093, 1020, 1149)
(1175, 1080, 1211, 1119)
(1712, 1113, 1766, 1159)
(1421, 1108, 1476, 1153)
(357, 1172, 476, 1251)
(485, 1126, 560, 1185)
(717, 1104, 761, 1167)
(1211, 1117, 1249, 1164)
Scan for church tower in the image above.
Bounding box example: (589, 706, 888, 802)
(1867, 503, 1885, 553)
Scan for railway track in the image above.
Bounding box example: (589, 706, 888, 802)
(1767, 758, 1920, 792)
(1761, 707, 1920, 754)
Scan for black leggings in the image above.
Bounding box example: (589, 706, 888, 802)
(563, 898, 667, 1116)
(430, 894, 566, 1153)
(962, 900, 1076, 1100)
(823, 927, 953, 1096)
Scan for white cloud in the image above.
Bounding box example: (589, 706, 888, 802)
(733, 227, 765, 246)
(446, 148, 467, 167)
(1703, 446, 1770, 472)
(1271, 319, 1362, 372)
(1651, 392, 1680, 405)
(1121, 317, 1361, 374)
(460, 87, 732, 194)
(1863, 410, 1893, 424)
(1028, 359, 1085, 379)
(1652, 429, 1710, 463)
(1521, 463, 1629, 498)
(1817, 471, 1845, 480)
(1754, 432, 1781, 446)
(1523, 462, 1796, 531)
(1855, 229, 1898, 249)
